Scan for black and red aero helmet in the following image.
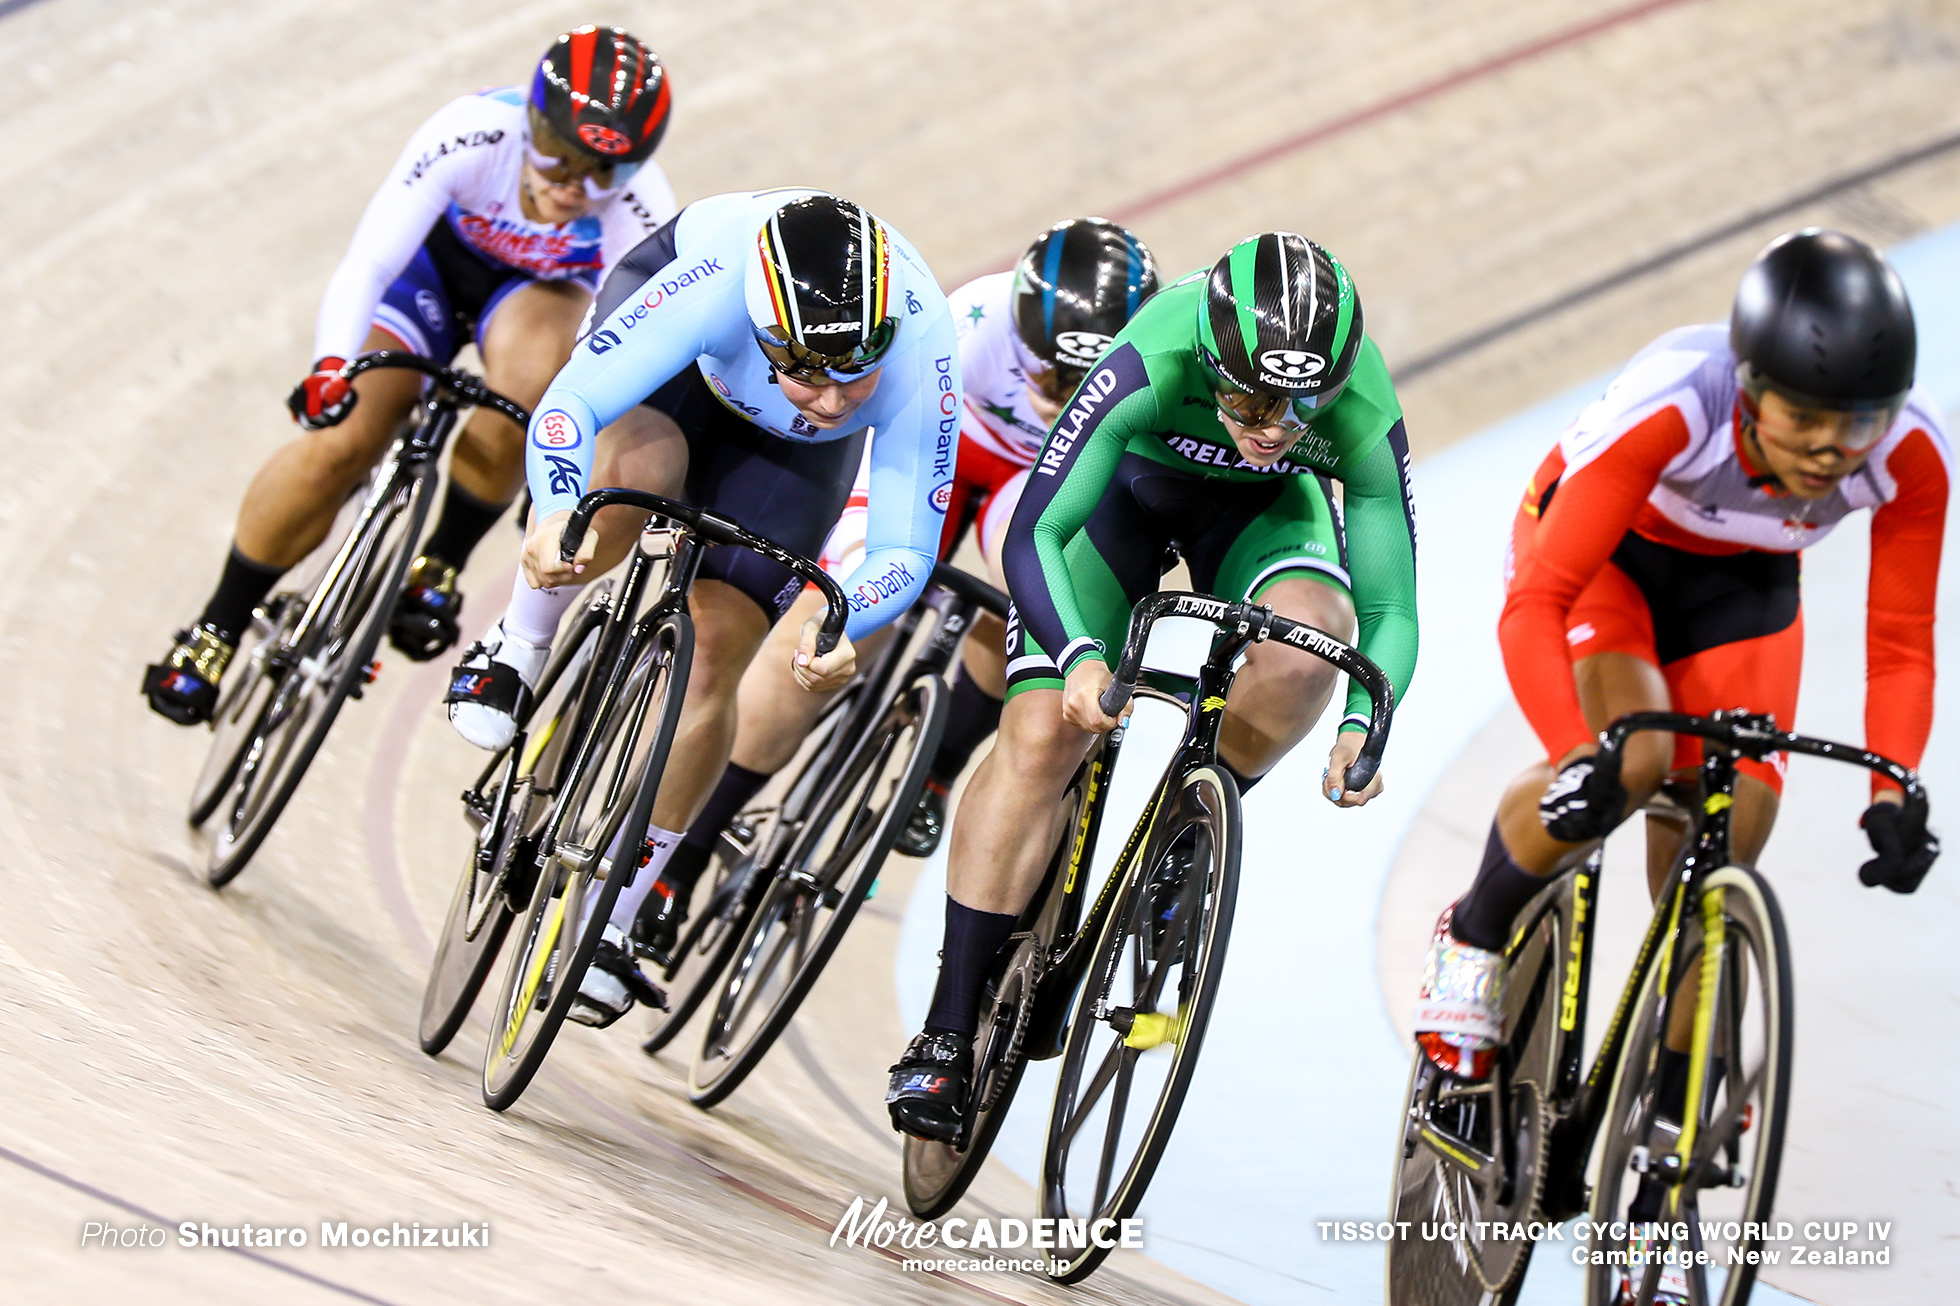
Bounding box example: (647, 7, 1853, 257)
(529, 25, 671, 164)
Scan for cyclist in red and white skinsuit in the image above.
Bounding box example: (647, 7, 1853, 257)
(1410, 235, 1946, 1268)
(143, 28, 676, 724)
(632, 219, 1160, 959)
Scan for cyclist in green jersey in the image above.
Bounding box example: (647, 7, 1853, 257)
(888, 232, 1420, 1137)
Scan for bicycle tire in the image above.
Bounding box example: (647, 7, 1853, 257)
(481, 612, 692, 1111)
(205, 463, 434, 887)
(1040, 764, 1241, 1284)
(1584, 864, 1793, 1306)
(638, 682, 864, 1057)
(1387, 875, 1568, 1302)
(687, 673, 946, 1108)
(187, 602, 289, 827)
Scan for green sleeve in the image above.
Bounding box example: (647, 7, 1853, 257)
(1334, 420, 1419, 732)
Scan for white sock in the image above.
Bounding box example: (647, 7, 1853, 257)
(503, 573, 580, 647)
(610, 824, 685, 931)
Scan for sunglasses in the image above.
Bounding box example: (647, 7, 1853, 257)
(1738, 373, 1900, 456)
(525, 110, 640, 199)
(753, 318, 898, 384)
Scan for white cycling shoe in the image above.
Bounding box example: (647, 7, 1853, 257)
(444, 621, 547, 751)
(1412, 906, 1504, 1079)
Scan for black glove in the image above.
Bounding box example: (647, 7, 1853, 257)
(1539, 750, 1626, 842)
(1859, 800, 1939, 894)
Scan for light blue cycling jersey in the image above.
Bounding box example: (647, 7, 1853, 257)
(525, 188, 960, 641)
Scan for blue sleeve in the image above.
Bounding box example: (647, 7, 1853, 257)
(836, 326, 959, 642)
(525, 259, 734, 518)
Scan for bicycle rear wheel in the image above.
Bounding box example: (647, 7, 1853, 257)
(1388, 874, 1569, 1304)
(639, 682, 863, 1057)
(1040, 765, 1240, 1284)
(480, 612, 692, 1111)
(418, 606, 604, 1056)
(687, 673, 946, 1108)
(205, 463, 433, 887)
(1585, 865, 1792, 1306)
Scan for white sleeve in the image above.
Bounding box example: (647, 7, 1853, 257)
(598, 163, 678, 275)
(311, 98, 500, 362)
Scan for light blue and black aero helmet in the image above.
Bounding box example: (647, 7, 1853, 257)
(1011, 218, 1160, 398)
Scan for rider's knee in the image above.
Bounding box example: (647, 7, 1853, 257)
(997, 696, 1088, 782)
(1618, 730, 1675, 805)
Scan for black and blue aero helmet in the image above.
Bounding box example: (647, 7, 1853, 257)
(1011, 218, 1160, 397)
(1197, 232, 1362, 420)
(1731, 228, 1914, 440)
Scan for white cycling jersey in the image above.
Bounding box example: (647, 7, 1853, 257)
(948, 270, 1049, 470)
(313, 87, 676, 363)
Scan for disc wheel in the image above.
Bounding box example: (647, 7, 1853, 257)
(204, 466, 432, 887)
(687, 674, 945, 1108)
(1584, 865, 1792, 1306)
(480, 615, 691, 1111)
(1040, 766, 1240, 1284)
(903, 931, 1044, 1219)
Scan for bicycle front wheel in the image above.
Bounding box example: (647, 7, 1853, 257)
(1040, 764, 1241, 1284)
(205, 464, 433, 887)
(1585, 864, 1793, 1306)
(687, 672, 946, 1108)
(481, 612, 692, 1111)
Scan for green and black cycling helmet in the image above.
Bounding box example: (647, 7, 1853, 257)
(1197, 232, 1362, 429)
(1730, 227, 1915, 451)
(1011, 218, 1160, 402)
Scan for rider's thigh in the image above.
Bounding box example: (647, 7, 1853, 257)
(1573, 650, 1674, 801)
(685, 578, 775, 695)
(994, 687, 1096, 792)
(568, 405, 688, 573)
(1237, 574, 1355, 695)
(477, 280, 590, 407)
(313, 326, 427, 481)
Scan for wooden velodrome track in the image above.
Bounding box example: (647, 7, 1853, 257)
(5, 1, 1960, 1302)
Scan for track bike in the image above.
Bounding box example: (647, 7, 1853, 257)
(410, 487, 846, 1112)
(1387, 709, 1932, 1306)
(899, 590, 1394, 1285)
(189, 354, 530, 887)
(681, 563, 1009, 1108)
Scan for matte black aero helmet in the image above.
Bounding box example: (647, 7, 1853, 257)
(529, 26, 671, 167)
(1011, 218, 1160, 399)
(745, 194, 898, 382)
(1730, 228, 1914, 438)
(1197, 232, 1362, 428)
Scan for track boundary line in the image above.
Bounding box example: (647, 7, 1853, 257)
(1394, 124, 1960, 383)
(0, 1142, 405, 1306)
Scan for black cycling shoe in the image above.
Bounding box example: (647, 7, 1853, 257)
(886, 1030, 972, 1141)
(388, 555, 463, 661)
(141, 624, 236, 725)
(894, 780, 949, 858)
(630, 873, 694, 969)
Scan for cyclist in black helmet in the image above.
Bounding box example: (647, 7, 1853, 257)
(143, 27, 676, 723)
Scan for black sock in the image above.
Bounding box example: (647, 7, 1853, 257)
(658, 840, 714, 896)
(196, 546, 285, 643)
(1656, 1046, 1691, 1121)
(927, 666, 1004, 788)
(420, 483, 509, 570)
(923, 898, 1019, 1037)
(1222, 760, 1262, 795)
(1449, 822, 1552, 952)
(679, 763, 772, 856)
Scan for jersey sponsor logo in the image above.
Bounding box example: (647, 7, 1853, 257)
(403, 130, 505, 183)
(934, 356, 957, 477)
(577, 122, 632, 155)
(907, 289, 924, 316)
(415, 289, 446, 330)
(533, 410, 581, 450)
(847, 559, 916, 613)
(1259, 349, 1325, 381)
(931, 481, 953, 511)
(1055, 331, 1114, 365)
(709, 373, 733, 397)
(587, 329, 622, 355)
(541, 454, 582, 498)
(1163, 434, 1309, 476)
(1037, 367, 1120, 475)
(455, 214, 598, 277)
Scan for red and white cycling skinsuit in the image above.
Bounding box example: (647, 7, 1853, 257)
(820, 271, 1039, 578)
(1503, 324, 1950, 794)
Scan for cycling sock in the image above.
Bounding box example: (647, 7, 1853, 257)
(1656, 1046, 1691, 1120)
(502, 573, 579, 647)
(680, 763, 772, 856)
(659, 840, 713, 897)
(420, 482, 508, 570)
(923, 898, 1019, 1038)
(1222, 760, 1263, 795)
(604, 823, 686, 933)
(927, 666, 1004, 788)
(197, 546, 284, 643)
(1449, 822, 1551, 952)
